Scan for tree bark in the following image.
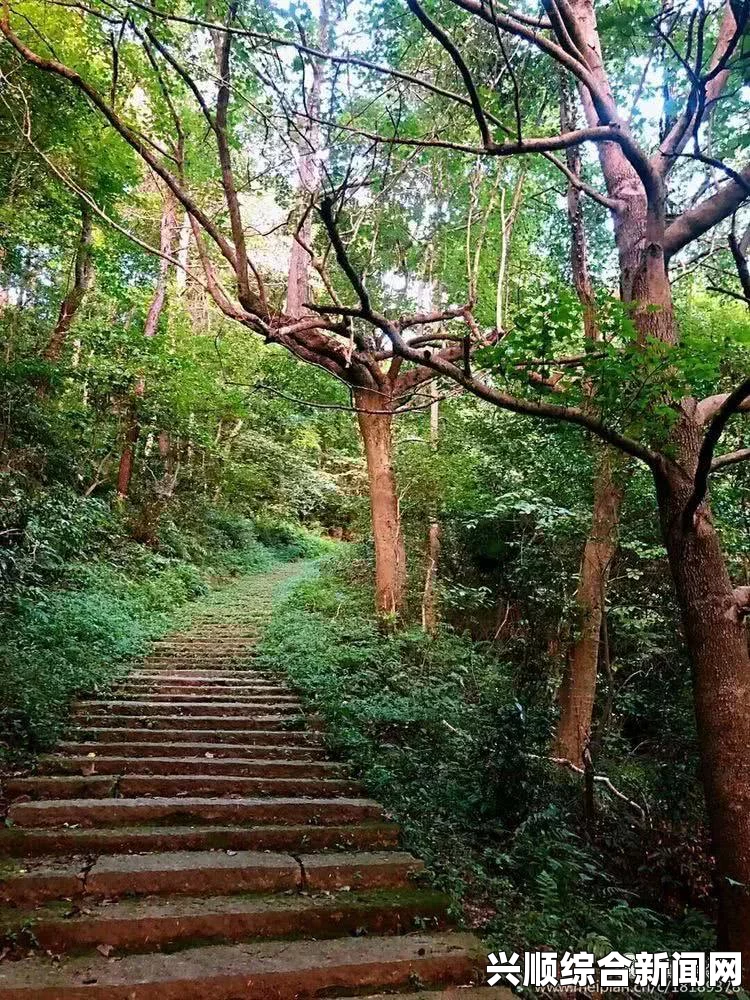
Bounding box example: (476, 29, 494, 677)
(554, 75, 624, 765)
(422, 382, 441, 633)
(43, 203, 94, 363)
(37, 203, 94, 398)
(657, 425, 750, 970)
(354, 386, 407, 616)
(554, 452, 622, 765)
(116, 193, 177, 499)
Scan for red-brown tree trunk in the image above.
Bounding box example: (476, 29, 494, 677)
(354, 387, 407, 616)
(43, 204, 94, 363)
(624, 226, 750, 967)
(37, 203, 94, 398)
(116, 377, 145, 498)
(657, 423, 750, 972)
(554, 452, 622, 765)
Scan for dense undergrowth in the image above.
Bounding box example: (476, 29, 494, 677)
(0, 481, 328, 755)
(260, 551, 715, 960)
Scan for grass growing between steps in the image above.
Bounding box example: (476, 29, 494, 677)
(0, 504, 328, 757)
(258, 551, 715, 962)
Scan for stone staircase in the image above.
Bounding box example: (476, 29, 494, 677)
(0, 568, 488, 998)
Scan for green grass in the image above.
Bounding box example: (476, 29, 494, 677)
(0, 505, 330, 756)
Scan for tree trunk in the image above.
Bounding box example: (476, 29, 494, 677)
(657, 426, 750, 972)
(422, 520, 441, 632)
(554, 75, 623, 766)
(554, 452, 622, 765)
(43, 204, 94, 363)
(422, 381, 441, 633)
(116, 377, 145, 498)
(116, 194, 177, 499)
(37, 203, 94, 398)
(354, 387, 406, 616)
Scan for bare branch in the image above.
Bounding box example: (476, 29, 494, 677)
(712, 447, 750, 472)
(654, 0, 748, 176)
(406, 0, 492, 147)
(684, 377, 750, 528)
(318, 195, 663, 470)
(664, 163, 750, 258)
(729, 226, 750, 303)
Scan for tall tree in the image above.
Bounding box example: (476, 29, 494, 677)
(304, 0, 750, 965)
(117, 190, 178, 498)
(35, 201, 94, 398)
(553, 76, 623, 767)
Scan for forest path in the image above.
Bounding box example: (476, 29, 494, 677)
(0, 560, 488, 998)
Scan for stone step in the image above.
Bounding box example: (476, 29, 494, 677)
(1, 851, 421, 906)
(152, 640, 257, 648)
(139, 660, 260, 669)
(127, 670, 271, 680)
(0, 823, 401, 858)
(144, 648, 260, 654)
(110, 689, 295, 700)
(142, 654, 259, 662)
(7, 773, 360, 801)
(74, 700, 302, 717)
(74, 714, 300, 731)
(70, 728, 321, 746)
(7, 796, 384, 829)
(120, 675, 284, 686)
(168, 633, 264, 639)
(122, 681, 283, 691)
(0, 931, 482, 998)
(144, 654, 258, 663)
(54, 741, 327, 759)
(149, 637, 257, 655)
(14, 888, 449, 954)
(38, 756, 345, 778)
(0, 851, 298, 906)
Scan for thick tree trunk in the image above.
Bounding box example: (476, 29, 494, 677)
(354, 387, 406, 616)
(554, 453, 622, 766)
(657, 427, 750, 972)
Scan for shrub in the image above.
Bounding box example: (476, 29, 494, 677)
(258, 553, 714, 958)
(0, 491, 325, 754)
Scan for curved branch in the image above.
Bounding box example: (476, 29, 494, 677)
(712, 447, 750, 472)
(664, 162, 750, 258)
(319, 196, 662, 470)
(406, 0, 492, 148)
(684, 377, 750, 528)
(0, 12, 243, 281)
(653, 0, 746, 177)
